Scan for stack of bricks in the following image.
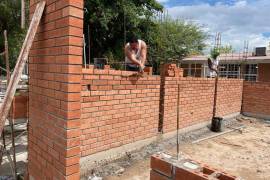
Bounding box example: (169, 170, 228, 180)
(242, 81, 270, 117)
(28, 0, 83, 179)
(81, 65, 160, 156)
(161, 65, 243, 133)
(11, 91, 28, 119)
(150, 153, 238, 180)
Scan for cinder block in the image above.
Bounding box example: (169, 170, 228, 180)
(150, 170, 171, 180)
(150, 155, 173, 178)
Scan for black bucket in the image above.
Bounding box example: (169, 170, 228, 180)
(211, 117, 223, 132)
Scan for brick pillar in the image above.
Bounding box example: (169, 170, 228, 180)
(28, 0, 83, 179)
(159, 64, 183, 133)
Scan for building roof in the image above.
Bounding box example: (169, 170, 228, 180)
(182, 53, 270, 64)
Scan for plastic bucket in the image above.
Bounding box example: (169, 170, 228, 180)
(211, 117, 223, 132)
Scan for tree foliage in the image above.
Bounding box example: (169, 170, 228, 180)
(0, 0, 27, 72)
(84, 0, 163, 62)
(147, 17, 207, 71)
(84, 0, 207, 72)
(0, 0, 208, 74)
(218, 45, 234, 54)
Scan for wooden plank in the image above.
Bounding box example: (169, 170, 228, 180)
(0, 1, 46, 135)
(4, 30, 10, 84)
(21, 0, 26, 29)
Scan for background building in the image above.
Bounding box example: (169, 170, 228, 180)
(180, 46, 270, 82)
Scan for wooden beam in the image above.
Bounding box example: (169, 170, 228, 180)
(0, 1, 46, 135)
(4, 30, 10, 84)
(21, 0, 25, 29)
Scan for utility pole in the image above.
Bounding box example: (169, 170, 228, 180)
(21, 0, 25, 29)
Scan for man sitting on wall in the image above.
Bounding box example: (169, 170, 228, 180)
(125, 36, 147, 72)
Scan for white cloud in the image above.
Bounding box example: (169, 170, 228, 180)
(167, 0, 270, 52)
(157, 0, 170, 3)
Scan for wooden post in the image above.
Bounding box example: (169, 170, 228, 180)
(4, 30, 10, 84)
(21, 0, 25, 29)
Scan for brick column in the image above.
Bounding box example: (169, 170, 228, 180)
(159, 64, 183, 133)
(28, 0, 83, 179)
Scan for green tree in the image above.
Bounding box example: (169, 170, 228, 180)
(0, 0, 27, 72)
(84, 0, 163, 64)
(218, 45, 234, 54)
(84, 0, 207, 73)
(147, 16, 207, 72)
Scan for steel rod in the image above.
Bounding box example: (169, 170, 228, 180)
(177, 84, 180, 160)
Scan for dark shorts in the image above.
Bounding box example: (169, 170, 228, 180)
(126, 65, 139, 71)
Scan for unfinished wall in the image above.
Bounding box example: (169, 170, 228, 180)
(242, 81, 270, 119)
(162, 65, 243, 133)
(28, 0, 83, 179)
(80, 66, 160, 156)
(258, 63, 270, 82)
(80, 64, 244, 158)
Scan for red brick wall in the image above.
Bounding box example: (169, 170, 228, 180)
(28, 0, 83, 179)
(161, 65, 243, 133)
(80, 64, 244, 155)
(242, 81, 270, 117)
(12, 92, 28, 119)
(216, 79, 243, 116)
(81, 66, 160, 156)
(258, 63, 270, 82)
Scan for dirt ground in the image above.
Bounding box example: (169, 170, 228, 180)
(104, 118, 270, 180)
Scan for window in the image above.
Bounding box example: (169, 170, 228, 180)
(244, 64, 257, 81)
(219, 64, 240, 78)
(180, 63, 203, 77)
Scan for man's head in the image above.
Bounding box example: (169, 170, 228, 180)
(128, 36, 139, 51)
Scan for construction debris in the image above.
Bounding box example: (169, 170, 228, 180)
(81, 118, 243, 179)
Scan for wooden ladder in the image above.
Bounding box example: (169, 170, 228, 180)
(0, 1, 46, 135)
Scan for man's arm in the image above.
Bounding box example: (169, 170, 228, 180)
(125, 45, 141, 66)
(140, 41, 147, 66)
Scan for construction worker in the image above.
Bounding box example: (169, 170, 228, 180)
(125, 36, 147, 72)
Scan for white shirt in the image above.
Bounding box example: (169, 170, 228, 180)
(125, 40, 142, 67)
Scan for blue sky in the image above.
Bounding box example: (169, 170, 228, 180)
(157, 0, 270, 52)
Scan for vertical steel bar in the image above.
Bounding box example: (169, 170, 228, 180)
(177, 84, 180, 160)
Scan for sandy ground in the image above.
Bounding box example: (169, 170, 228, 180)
(0, 119, 28, 178)
(104, 118, 270, 180)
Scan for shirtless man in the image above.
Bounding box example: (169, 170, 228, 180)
(125, 36, 147, 72)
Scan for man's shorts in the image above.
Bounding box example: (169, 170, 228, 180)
(126, 65, 139, 71)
